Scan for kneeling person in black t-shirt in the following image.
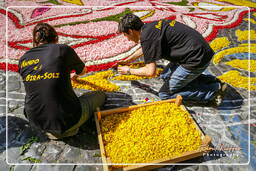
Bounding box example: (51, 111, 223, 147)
(19, 23, 106, 140)
(117, 13, 226, 105)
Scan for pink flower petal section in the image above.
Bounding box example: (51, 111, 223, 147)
(56, 21, 118, 37)
(0, 14, 5, 58)
(75, 34, 135, 62)
(8, 7, 125, 27)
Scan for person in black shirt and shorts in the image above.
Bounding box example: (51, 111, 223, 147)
(19, 23, 106, 140)
(117, 13, 226, 105)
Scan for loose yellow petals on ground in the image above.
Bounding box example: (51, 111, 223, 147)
(213, 46, 256, 64)
(71, 70, 120, 92)
(101, 103, 202, 167)
(235, 29, 256, 42)
(218, 70, 256, 90)
(210, 37, 230, 52)
(225, 59, 256, 72)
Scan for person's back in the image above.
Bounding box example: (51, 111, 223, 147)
(140, 19, 215, 69)
(18, 23, 106, 139)
(19, 43, 82, 135)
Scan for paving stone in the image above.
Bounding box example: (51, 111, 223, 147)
(0, 91, 5, 97)
(0, 75, 5, 91)
(0, 159, 11, 171)
(31, 165, 59, 171)
(75, 165, 103, 171)
(7, 147, 22, 163)
(59, 146, 82, 163)
(0, 127, 6, 149)
(23, 144, 42, 162)
(8, 75, 21, 92)
(0, 105, 6, 114)
(198, 165, 209, 171)
(54, 165, 75, 171)
(11, 106, 25, 116)
(14, 165, 33, 171)
(84, 149, 102, 163)
(42, 144, 63, 162)
(8, 93, 25, 100)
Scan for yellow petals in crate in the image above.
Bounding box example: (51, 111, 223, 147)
(71, 70, 120, 92)
(113, 62, 163, 80)
(100, 103, 202, 167)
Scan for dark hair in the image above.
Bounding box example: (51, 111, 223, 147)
(32, 23, 58, 47)
(118, 13, 144, 33)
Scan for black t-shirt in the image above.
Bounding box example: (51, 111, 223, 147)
(140, 19, 215, 69)
(18, 43, 85, 135)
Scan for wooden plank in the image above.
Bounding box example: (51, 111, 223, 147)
(99, 98, 177, 116)
(97, 107, 102, 121)
(123, 149, 208, 171)
(175, 95, 182, 106)
(94, 109, 110, 171)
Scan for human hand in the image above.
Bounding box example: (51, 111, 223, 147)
(117, 66, 130, 75)
(70, 72, 79, 80)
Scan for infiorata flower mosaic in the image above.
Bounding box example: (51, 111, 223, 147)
(100, 102, 202, 166)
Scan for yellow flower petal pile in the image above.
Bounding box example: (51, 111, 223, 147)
(217, 70, 256, 90)
(71, 70, 120, 92)
(235, 29, 256, 41)
(101, 103, 202, 167)
(225, 59, 256, 72)
(210, 37, 230, 52)
(113, 62, 163, 80)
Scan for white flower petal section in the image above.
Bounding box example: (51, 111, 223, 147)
(133, 11, 151, 18)
(59, 36, 94, 46)
(182, 15, 196, 29)
(84, 43, 141, 66)
(203, 8, 244, 38)
(197, 2, 224, 11)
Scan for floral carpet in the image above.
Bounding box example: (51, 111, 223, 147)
(0, 0, 256, 171)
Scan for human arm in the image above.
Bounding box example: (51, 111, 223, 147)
(62, 45, 87, 80)
(70, 66, 87, 80)
(117, 62, 156, 77)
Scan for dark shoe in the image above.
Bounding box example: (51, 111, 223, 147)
(207, 82, 228, 107)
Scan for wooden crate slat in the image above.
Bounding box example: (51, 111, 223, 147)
(95, 108, 110, 171)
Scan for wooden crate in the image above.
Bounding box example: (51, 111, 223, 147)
(94, 95, 212, 171)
